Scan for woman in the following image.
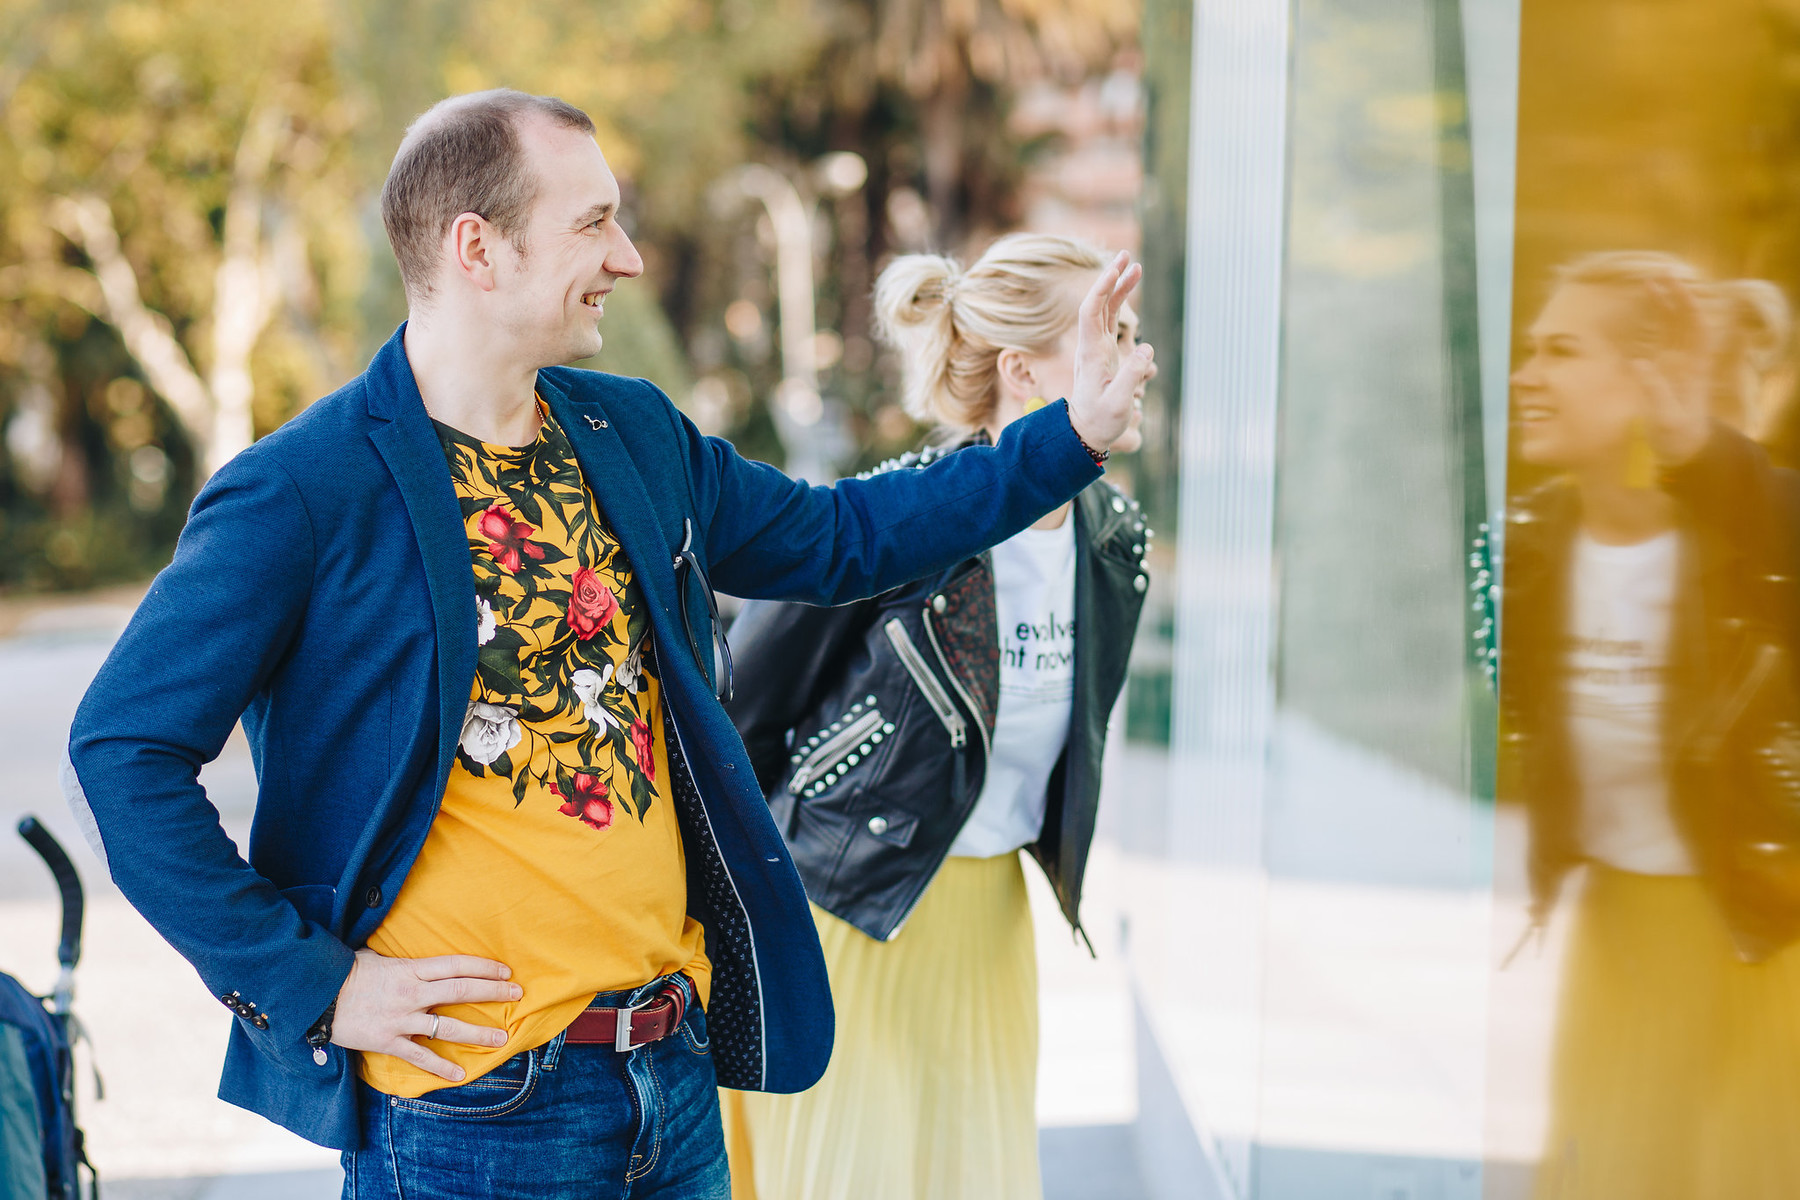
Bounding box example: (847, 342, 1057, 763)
(720, 233, 1154, 1200)
(1502, 250, 1800, 1198)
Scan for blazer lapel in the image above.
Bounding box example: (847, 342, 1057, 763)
(540, 377, 681, 623)
(364, 327, 478, 802)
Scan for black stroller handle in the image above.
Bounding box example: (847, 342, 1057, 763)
(18, 816, 83, 971)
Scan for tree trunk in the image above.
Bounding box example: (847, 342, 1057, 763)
(48, 107, 287, 480)
(47, 194, 214, 454)
(206, 106, 286, 472)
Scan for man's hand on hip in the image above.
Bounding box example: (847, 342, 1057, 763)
(1067, 250, 1156, 454)
(331, 948, 521, 1082)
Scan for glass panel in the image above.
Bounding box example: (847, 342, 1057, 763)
(1256, 0, 1495, 1192)
(1121, 0, 1514, 1195)
(1125, 1, 1800, 1197)
(1486, 3, 1800, 1197)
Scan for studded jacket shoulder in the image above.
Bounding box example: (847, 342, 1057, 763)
(725, 441, 1152, 942)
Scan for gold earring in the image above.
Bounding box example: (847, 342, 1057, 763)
(1624, 416, 1657, 489)
(1023, 396, 1047, 414)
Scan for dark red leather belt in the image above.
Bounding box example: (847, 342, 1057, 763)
(564, 981, 688, 1051)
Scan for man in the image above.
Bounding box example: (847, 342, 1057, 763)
(63, 90, 1152, 1198)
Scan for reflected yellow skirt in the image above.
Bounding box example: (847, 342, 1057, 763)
(1534, 866, 1800, 1200)
(722, 853, 1041, 1200)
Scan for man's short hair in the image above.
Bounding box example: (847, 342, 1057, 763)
(380, 89, 595, 298)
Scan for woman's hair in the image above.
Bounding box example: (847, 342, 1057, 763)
(873, 233, 1108, 431)
(1555, 250, 1792, 431)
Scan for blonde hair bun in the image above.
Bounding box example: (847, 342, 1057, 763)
(873, 233, 1109, 431)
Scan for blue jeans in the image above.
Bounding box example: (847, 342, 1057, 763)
(342, 974, 728, 1199)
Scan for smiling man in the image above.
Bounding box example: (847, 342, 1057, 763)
(63, 90, 1153, 1199)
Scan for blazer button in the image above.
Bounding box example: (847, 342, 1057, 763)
(868, 816, 890, 836)
(366, 885, 382, 908)
(1112, 497, 1126, 513)
(931, 595, 947, 614)
(1134, 574, 1148, 593)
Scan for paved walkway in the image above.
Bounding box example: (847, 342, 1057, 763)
(0, 604, 1142, 1198)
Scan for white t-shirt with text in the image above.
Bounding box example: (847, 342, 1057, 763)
(949, 516, 1079, 858)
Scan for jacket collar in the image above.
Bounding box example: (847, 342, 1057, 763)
(363, 323, 426, 423)
(362, 324, 477, 806)
(359, 328, 690, 792)
(536, 370, 682, 621)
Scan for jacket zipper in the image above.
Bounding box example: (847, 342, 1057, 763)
(883, 618, 968, 749)
(790, 708, 887, 792)
(877, 608, 994, 942)
(922, 606, 993, 761)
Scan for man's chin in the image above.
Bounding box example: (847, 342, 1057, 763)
(557, 330, 605, 366)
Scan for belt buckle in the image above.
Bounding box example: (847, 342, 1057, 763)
(613, 997, 647, 1052)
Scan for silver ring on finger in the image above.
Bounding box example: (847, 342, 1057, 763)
(430, 1014, 441, 1041)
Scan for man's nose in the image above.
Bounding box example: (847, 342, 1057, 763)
(608, 230, 645, 280)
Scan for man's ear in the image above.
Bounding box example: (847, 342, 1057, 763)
(448, 211, 498, 292)
(995, 347, 1038, 403)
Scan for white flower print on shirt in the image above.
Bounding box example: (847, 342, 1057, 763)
(460, 701, 521, 765)
(571, 667, 623, 730)
(616, 640, 647, 695)
(476, 597, 498, 646)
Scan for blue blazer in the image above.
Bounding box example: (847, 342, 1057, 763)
(62, 326, 1101, 1150)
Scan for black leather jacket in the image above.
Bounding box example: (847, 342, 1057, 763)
(725, 447, 1151, 942)
(1501, 424, 1800, 959)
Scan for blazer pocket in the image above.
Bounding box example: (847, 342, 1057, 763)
(279, 884, 337, 929)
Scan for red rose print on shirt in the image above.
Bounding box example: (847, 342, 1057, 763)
(566, 567, 621, 640)
(631, 718, 656, 782)
(551, 773, 613, 830)
(479, 505, 546, 573)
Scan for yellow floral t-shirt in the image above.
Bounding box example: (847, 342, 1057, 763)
(359, 407, 709, 1098)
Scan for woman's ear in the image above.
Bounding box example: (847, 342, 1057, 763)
(995, 347, 1038, 403)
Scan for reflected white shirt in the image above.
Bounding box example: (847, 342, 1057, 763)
(1566, 530, 1694, 875)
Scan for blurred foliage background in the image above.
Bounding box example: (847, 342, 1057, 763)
(0, 0, 1152, 592)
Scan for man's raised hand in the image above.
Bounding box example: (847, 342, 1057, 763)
(1067, 251, 1155, 454)
(330, 949, 521, 1082)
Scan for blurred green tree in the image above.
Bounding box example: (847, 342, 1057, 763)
(705, 0, 1137, 473)
(0, 0, 367, 586)
(0, 0, 1140, 590)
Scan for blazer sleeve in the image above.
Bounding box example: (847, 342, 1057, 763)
(659, 380, 1102, 604)
(64, 448, 355, 1063)
(724, 596, 881, 794)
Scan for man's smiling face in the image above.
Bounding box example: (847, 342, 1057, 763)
(490, 115, 644, 368)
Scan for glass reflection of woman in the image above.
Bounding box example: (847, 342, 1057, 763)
(718, 233, 1153, 1200)
(1504, 251, 1800, 1199)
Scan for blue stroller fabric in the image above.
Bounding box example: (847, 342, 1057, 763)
(0, 971, 78, 1200)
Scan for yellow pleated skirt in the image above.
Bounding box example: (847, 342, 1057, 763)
(1533, 866, 1800, 1200)
(722, 852, 1042, 1200)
